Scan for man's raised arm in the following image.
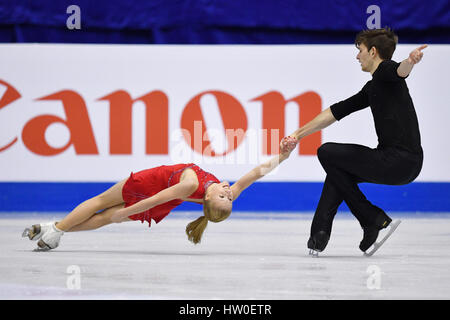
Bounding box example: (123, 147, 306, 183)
(397, 44, 427, 78)
(290, 108, 336, 141)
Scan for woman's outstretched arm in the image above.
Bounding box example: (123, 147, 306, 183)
(230, 145, 295, 201)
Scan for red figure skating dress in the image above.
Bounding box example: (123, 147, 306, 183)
(122, 163, 220, 227)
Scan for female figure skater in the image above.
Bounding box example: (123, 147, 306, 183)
(23, 137, 298, 251)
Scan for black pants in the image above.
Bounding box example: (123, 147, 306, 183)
(311, 142, 423, 237)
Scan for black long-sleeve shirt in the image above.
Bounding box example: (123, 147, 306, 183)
(330, 60, 422, 154)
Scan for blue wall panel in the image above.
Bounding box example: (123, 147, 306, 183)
(1, 182, 448, 213)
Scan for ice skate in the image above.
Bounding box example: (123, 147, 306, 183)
(34, 223, 64, 251)
(363, 220, 401, 257)
(307, 231, 329, 257)
(22, 222, 54, 241)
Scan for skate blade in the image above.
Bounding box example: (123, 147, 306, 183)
(22, 225, 41, 240)
(309, 249, 320, 257)
(33, 247, 51, 252)
(22, 228, 31, 238)
(364, 220, 401, 257)
(34, 239, 51, 252)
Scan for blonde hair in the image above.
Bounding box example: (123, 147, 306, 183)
(185, 198, 231, 244)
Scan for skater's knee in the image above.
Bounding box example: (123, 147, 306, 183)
(104, 204, 126, 224)
(317, 143, 336, 162)
(93, 193, 118, 211)
(80, 196, 106, 213)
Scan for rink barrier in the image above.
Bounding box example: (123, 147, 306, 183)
(0, 182, 449, 213)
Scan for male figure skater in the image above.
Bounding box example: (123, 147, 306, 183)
(284, 28, 427, 255)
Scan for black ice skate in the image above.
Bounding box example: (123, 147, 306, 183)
(361, 220, 401, 257)
(307, 231, 329, 257)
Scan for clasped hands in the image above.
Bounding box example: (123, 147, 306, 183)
(280, 136, 298, 156)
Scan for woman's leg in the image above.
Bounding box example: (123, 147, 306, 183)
(67, 203, 132, 232)
(55, 179, 128, 231)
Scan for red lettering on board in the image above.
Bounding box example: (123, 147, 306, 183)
(22, 90, 98, 155)
(0, 80, 21, 152)
(99, 90, 169, 154)
(181, 91, 248, 156)
(252, 91, 322, 155)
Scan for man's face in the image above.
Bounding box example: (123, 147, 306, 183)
(356, 43, 373, 72)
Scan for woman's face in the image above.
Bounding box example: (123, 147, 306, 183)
(205, 181, 233, 211)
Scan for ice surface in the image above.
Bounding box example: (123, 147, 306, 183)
(1, 212, 450, 300)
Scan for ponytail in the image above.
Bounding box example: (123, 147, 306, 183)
(186, 216, 208, 244)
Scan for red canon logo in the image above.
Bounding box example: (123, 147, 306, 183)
(0, 80, 21, 152)
(0, 80, 322, 156)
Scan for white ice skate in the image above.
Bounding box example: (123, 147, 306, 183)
(34, 223, 64, 251)
(22, 222, 54, 241)
(363, 220, 401, 257)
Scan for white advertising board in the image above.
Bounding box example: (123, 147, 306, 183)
(0, 44, 448, 182)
